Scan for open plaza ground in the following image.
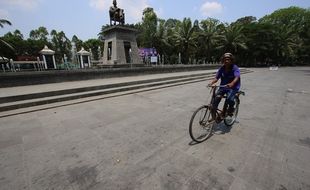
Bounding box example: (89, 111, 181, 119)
(0, 67, 310, 190)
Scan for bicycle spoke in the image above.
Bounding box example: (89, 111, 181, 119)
(189, 106, 214, 142)
(224, 98, 239, 126)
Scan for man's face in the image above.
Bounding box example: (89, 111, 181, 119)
(224, 57, 232, 65)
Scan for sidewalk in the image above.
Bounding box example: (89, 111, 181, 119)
(0, 69, 217, 98)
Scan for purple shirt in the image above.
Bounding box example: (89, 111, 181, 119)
(216, 64, 241, 90)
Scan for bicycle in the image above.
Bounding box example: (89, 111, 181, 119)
(189, 85, 245, 143)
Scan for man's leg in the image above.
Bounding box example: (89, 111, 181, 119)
(226, 89, 238, 114)
(211, 89, 225, 119)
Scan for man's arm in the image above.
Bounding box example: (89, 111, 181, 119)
(208, 78, 218, 86)
(209, 68, 222, 86)
(227, 66, 240, 88)
(227, 76, 239, 88)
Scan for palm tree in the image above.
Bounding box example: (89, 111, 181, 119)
(29, 26, 49, 42)
(0, 19, 11, 28)
(239, 22, 275, 66)
(141, 7, 158, 48)
(199, 18, 223, 63)
(152, 19, 172, 64)
(0, 19, 14, 51)
(50, 30, 71, 63)
(163, 19, 181, 64)
(173, 18, 197, 64)
(217, 24, 247, 55)
(273, 25, 300, 65)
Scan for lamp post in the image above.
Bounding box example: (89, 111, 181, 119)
(129, 48, 132, 69)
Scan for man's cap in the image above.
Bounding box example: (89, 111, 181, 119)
(223, 53, 233, 59)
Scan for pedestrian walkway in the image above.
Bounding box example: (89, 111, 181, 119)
(0, 69, 217, 98)
(0, 68, 252, 117)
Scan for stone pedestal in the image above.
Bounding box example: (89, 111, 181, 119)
(102, 26, 142, 65)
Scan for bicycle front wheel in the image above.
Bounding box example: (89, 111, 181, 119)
(224, 97, 240, 126)
(189, 105, 214, 143)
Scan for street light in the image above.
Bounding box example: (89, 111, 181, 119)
(129, 48, 132, 69)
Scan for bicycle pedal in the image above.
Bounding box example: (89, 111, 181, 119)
(208, 118, 215, 122)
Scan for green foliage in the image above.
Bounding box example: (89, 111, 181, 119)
(0, 19, 14, 55)
(173, 18, 197, 64)
(217, 24, 247, 55)
(29, 26, 49, 42)
(198, 18, 223, 62)
(71, 35, 84, 52)
(140, 7, 158, 48)
(83, 38, 103, 60)
(260, 6, 309, 27)
(50, 30, 71, 63)
(233, 16, 257, 26)
(258, 6, 310, 65)
(1, 6, 310, 67)
(0, 19, 11, 28)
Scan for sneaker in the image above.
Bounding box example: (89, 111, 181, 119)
(227, 108, 235, 116)
(215, 115, 223, 123)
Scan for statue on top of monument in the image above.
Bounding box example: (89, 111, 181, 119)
(109, 0, 125, 25)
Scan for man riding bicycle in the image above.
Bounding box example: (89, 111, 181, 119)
(208, 53, 241, 118)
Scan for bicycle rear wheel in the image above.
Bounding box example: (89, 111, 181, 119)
(189, 105, 214, 143)
(224, 97, 239, 126)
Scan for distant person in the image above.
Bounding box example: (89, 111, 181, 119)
(208, 53, 241, 118)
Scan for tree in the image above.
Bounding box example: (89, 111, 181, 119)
(259, 7, 310, 65)
(198, 18, 223, 63)
(98, 24, 111, 41)
(165, 18, 180, 29)
(26, 27, 51, 57)
(0, 19, 11, 28)
(71, 35, 83, 52)
(172, 18, 198, 64)
(298, 13, 310, 64)
(273, 25, 301, 65)
(83, 39, 103, 60)
(233, 16, 257, 25)
(239, 22, 276, 66)
(140, 7, 158, 48)
(50, 30, 71, 64)
(217, 24, 247, 56)
(0, 19, 14, 53)
(1, 30, 26, 58)
(29, 26, 49, 42)
(260, 6, 309, 28)
(152, 19, 172, 64)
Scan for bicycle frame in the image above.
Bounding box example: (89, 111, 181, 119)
(189, 85, 244, 142)
(208, 85, 231, 123)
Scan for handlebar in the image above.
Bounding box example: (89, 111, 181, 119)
(206, 85, 246, 96)
(206, 85, 229, 88)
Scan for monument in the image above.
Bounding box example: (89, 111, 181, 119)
(102, 0, 142, 65)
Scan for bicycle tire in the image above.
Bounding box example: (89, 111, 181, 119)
(224, 97, 240, 126)
(189, 105, 214, 143)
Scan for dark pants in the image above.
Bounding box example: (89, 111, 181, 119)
(212, 88, 238, 114)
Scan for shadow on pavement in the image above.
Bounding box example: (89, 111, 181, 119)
(188, 121, 240, 145)
(213, 122, 232, 135)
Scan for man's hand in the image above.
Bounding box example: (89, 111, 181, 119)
(208, 78, 218, 87)
(227, 83, 234, 88)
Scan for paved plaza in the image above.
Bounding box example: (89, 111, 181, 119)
(0, 67, 310, 190)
